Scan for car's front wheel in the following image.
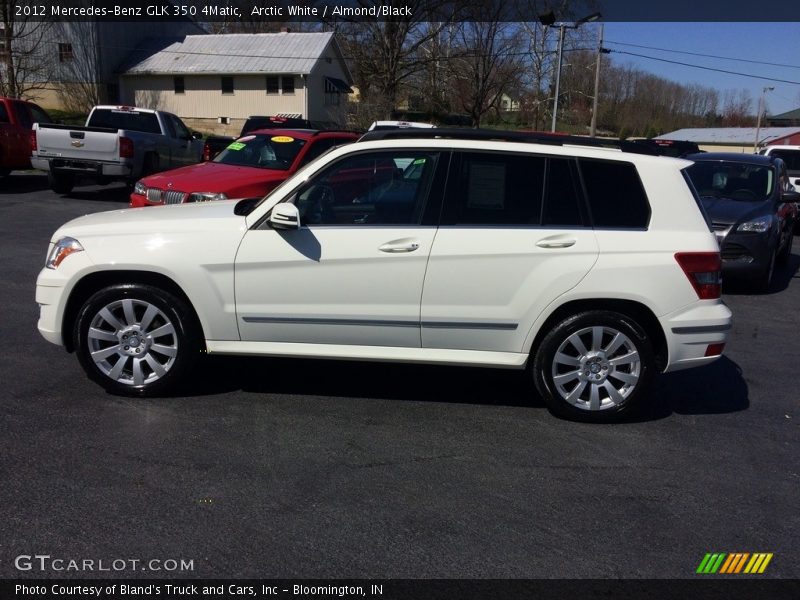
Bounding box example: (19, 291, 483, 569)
(532, 311, 655, 422)
(74, 284, 200, 396)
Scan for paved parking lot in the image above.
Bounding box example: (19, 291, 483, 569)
(1, 172, 798, 579)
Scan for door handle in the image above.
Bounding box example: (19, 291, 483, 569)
(379, 241, 420, 253)
(536, 239, 577, 248)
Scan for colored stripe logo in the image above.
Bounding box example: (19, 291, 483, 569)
(696, 552, 773, 574)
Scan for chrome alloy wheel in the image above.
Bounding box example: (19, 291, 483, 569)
(86, 298, 178, 386)
(551, 326, 641, 411)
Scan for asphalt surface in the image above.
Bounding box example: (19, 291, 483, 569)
(1, 171, 798, 580)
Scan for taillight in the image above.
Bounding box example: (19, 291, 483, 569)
(30, 129, 37, 152)
(203, 142, 211, 161)
(674, 252, 722, 300)
(119, 137, 134, 158)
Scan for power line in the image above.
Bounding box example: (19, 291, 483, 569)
(606, 40, 800, 71)
(610, 49, 800, 86)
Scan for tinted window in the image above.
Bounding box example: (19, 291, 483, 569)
(543, 158, 584, 226)
(769, 150, 800, 172)
(298, 138, 339, 167)
(579, 159, 650, 228)
(450, 153, 545, 225)
(28, 104, 51, 125)
(14, 103, 32, 128)
(295, 152, 438, 225)
(88, 109, 161, 134)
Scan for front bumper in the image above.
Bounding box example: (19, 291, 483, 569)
(35, 250, 95, 347)
(715, 229, 773, 277)
(660, 301, 733, 372)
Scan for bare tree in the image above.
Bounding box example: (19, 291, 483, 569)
(0, 1, 52, 98)
(448, 6, 525, 127)
(336, 0, 455, 123)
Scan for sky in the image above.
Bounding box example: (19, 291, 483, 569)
(597, 22, 800, 116)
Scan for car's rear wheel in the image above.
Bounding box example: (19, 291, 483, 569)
(74, 284, 200, 396)
(755, 248, 776, 292)
(777, 230, 793, 265)
(532, 311, 655, 422)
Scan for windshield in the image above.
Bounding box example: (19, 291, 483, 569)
(686, 161, 774, 203)
(214, 134, 306, 170)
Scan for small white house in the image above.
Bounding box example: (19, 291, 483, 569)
(118, 32, 353, 134)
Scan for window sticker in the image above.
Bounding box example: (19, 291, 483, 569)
(271, 136, 295, 143)
(226, 142, 246, 151)
(467, 162, 506, 209)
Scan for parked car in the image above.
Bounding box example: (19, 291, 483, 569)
(0, 97, 53, 176)
(31, 105, 204, 193)
(760, 145, 800, 231)
(36, 129, 732, 422)
(202, 115, 336, 161)
(130, 129, 359, 207)
(685, 152, 797, 291)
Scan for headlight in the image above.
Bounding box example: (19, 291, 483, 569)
(188, 192, 228, 203)
(133, 181, 147, 196)
(737, 218, 771, 233)
(46, 237, 83, 269)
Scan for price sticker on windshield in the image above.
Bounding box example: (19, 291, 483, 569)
(271, 136, 295, 143)
(227, 142, 246, 151)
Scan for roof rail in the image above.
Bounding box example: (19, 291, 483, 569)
(357, 128, 659, 155)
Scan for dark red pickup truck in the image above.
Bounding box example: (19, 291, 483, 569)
(0, 97, 53, 175)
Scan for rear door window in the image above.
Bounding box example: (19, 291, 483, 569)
(578, 159, 651, 228)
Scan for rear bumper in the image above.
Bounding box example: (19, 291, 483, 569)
(661, 301, 733, 372)
(32, 156, 133, 178)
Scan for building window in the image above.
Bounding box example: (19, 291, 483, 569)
(221, 76, 234, 95)
(58, 43, 74, 62)
(266, 76, 279, 95)
(174, 76, 185, 94)
(324, 78, 340, 106)
(281, 76, 294, 95)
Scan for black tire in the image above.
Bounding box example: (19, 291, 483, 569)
(48, 171, 75, 194)
(755, 249, 776, 293)
(532, 310, 656, 423)
(777, 230, 793, 266)
(73, 284, 201, 396)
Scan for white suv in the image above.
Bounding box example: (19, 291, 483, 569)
(36, 130, 732, 422)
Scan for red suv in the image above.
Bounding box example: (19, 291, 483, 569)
(130, 129, 359, 207)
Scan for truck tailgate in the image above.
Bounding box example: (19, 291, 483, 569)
(36, 123, 121, 163)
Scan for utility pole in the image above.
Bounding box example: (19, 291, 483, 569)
(590, 24, 607, 138)
(753, 86, 774, 152)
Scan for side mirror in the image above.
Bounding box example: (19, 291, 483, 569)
(191, 131, 203, 140)
(269, 203, 300, 230)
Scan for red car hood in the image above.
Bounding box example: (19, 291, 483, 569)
(140, 162, 289, 194)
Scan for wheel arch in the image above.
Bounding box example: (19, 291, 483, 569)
(62, 270, 206, 353)
(526, 298, 668, 372)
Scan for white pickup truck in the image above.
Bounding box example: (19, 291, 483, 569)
(31, 105, 204, 193)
